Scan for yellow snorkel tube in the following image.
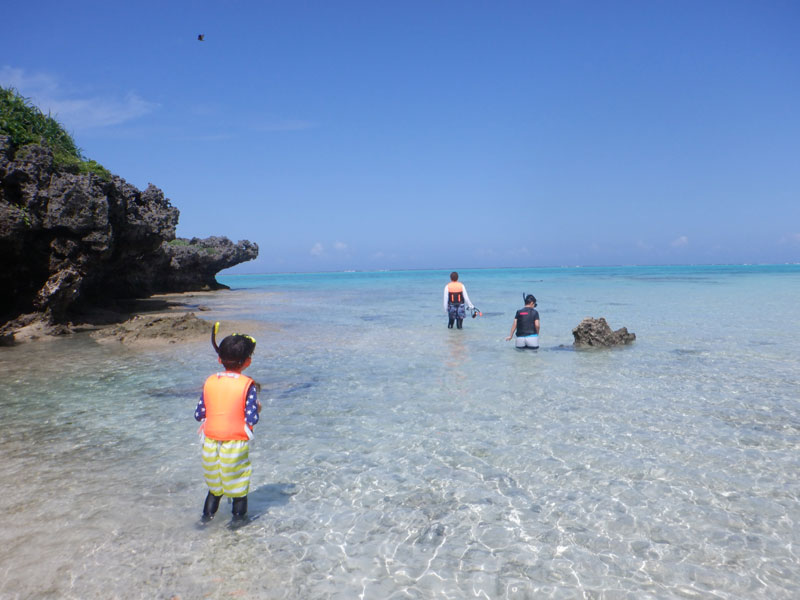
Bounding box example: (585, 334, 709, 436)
(211, 321, 220, 354)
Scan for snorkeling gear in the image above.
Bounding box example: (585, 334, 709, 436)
(522, 293, 537, 307)
(471, 307, 482, 318)
(211, 322, 257, 355)
(211, 321, 221, 354)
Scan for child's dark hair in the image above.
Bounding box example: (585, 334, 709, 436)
(217, 334, 256, 370)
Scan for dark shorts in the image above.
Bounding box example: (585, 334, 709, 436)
(448, 303, 466, 319)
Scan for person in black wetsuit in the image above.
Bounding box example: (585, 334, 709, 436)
(505, 295, 540, 349)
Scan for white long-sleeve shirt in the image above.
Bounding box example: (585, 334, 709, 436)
(443, 283, 474, 312)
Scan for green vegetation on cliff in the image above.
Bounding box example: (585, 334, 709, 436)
(0, 85, 111, 181)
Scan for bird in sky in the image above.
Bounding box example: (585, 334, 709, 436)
(197, 34, 205, 41)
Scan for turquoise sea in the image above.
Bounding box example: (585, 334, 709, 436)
(1, 265, 799, 599)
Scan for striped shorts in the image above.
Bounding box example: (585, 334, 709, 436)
(201, 437, 252, 498)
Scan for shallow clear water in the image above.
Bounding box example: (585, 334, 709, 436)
(1, 265, 799, 599)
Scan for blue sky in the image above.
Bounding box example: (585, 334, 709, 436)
(2, 1, 799, 272)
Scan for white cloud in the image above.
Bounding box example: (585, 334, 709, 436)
(47, 93, 157, 129)
(0, 66, 158, 130)
(0, 67, 59, 96)
(310, 242, 324, 256)
(671, 235, 689, 248)
(333, 241, 348, 251)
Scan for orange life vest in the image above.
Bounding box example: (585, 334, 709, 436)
(202, 372, 254, 441)
(447, 281, 464, 304)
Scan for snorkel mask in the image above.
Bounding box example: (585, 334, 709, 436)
(210, 321, 257, 356)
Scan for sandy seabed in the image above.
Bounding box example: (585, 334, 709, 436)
(1, 268, 799, 599)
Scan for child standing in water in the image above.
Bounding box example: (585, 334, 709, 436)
(194, 326, 261, 522)
(505, 294, 540, 349)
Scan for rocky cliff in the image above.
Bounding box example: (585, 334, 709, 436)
(0, 135, 258, 335)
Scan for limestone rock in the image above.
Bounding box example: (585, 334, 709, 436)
(145, 236, 259, 292)
(572, 317, 636, 348)
(92, 312, 210, 344)
(0, 135, 258, 337)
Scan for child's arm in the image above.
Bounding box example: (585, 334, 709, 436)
(245, 382, 260, 426)
(194, 394, 206, 422)
(506, 317, 518, 341)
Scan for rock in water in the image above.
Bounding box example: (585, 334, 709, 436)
(572, 317, 636, 348)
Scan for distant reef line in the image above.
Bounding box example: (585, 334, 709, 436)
(0, 135, 258, 344)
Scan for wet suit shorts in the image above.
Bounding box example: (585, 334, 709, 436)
(448, 303, 467, 319)
(515, 334, 539, 349)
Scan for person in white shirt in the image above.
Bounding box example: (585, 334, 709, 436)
(443, 271, 474, 329)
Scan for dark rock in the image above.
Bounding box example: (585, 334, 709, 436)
(0, 312, 78, 344)
(0, 136, 258, 336)
(572, 317, 636, 348)
(140, 236, 259, 293)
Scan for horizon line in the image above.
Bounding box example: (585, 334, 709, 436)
(218, 262, 800, 278)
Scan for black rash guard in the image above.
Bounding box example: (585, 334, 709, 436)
(514, 307, 539, 336)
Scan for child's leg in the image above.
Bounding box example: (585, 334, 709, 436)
(202, 491, 222, 520)
(201, 438, 225, 520)
(219, 440, 252, 518)
(447, 305, 455, 328)
(232, 496, 248, 520)
(202, 438, 224, 495)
